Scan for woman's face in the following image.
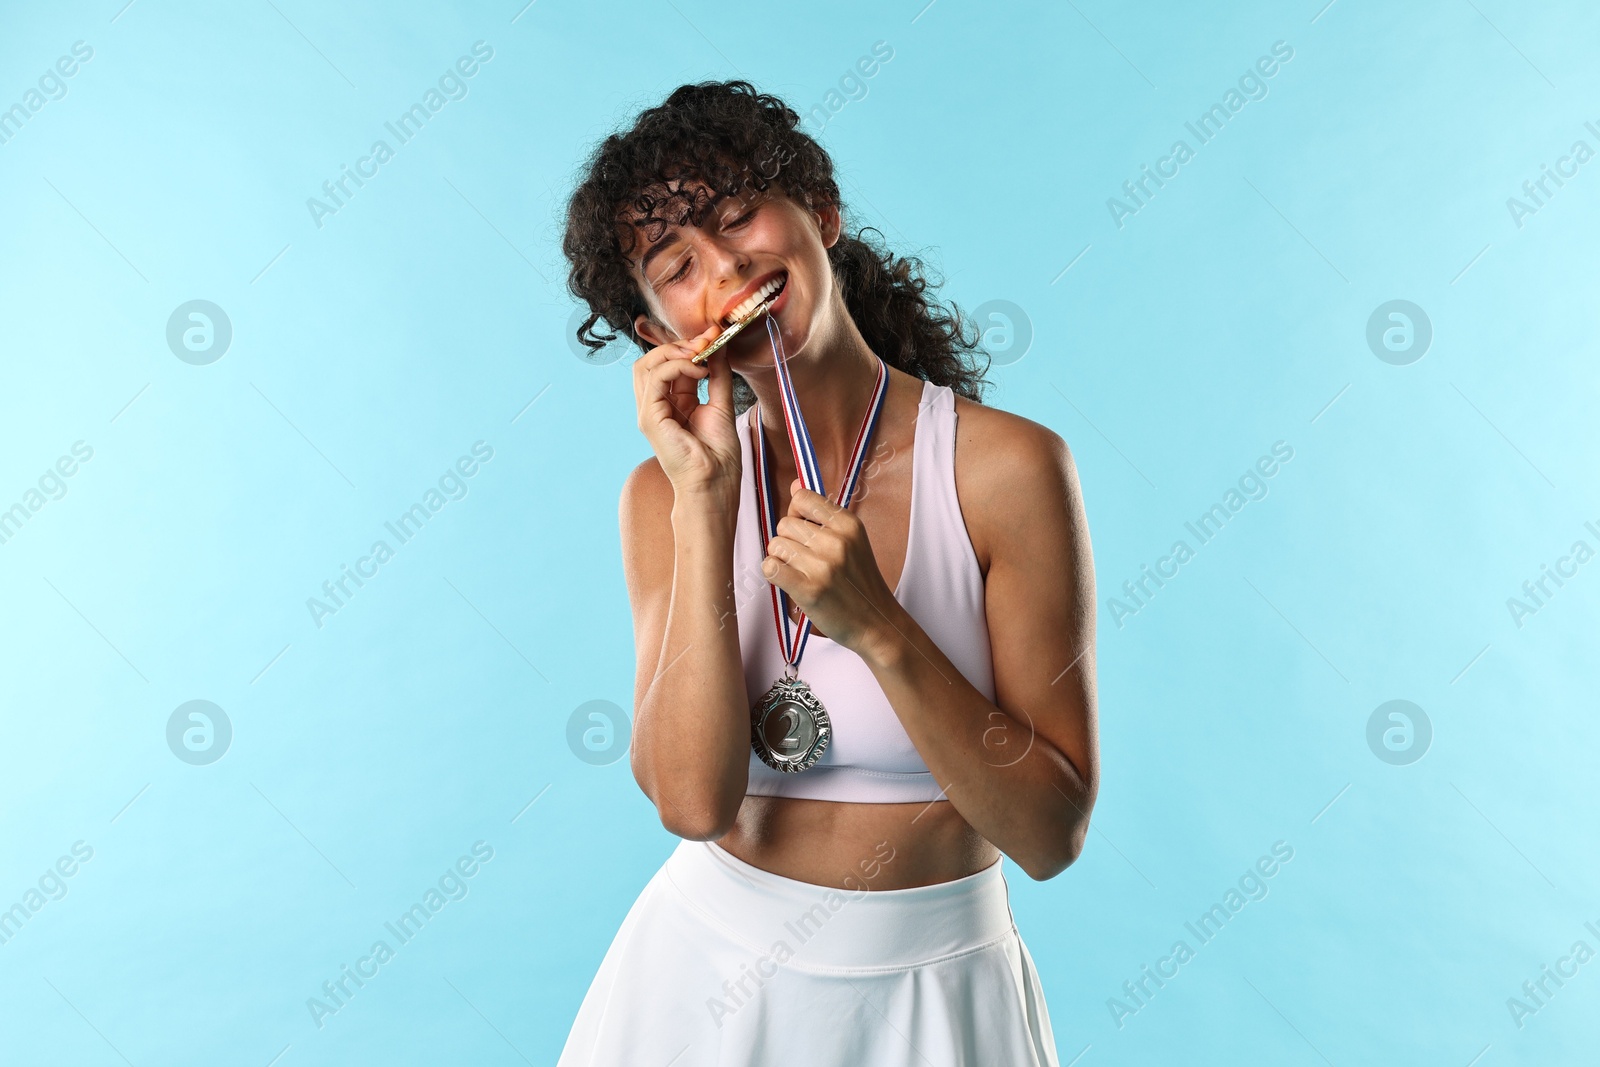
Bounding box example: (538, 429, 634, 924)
(624, 180, 841, 366)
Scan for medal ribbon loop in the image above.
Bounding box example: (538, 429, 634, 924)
(751, 315, 890, 669)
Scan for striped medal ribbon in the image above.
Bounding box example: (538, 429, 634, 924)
(747, 314, 889, 773)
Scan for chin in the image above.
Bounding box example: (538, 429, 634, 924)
(736, 326, 806, 371)
(759, 309, 815, 369)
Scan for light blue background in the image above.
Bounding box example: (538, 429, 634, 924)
(2, 0, 1596, 1063)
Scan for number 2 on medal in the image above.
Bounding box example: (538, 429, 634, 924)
(773, 708, 802, 752)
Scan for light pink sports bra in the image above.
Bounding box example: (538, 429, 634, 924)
(734, 378, 996, 803)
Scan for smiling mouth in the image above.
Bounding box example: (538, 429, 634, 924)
(721, 273, 788, 328)
(692, 273, 787, 365)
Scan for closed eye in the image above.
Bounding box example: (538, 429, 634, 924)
(659, 204, 760, 287)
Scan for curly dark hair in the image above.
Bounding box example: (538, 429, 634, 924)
(560, 79, 992, 411)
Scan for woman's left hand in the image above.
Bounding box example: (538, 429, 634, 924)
(761, 478, 900, 656)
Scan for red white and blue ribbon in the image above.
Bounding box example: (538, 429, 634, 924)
(752, 314, 890, 671)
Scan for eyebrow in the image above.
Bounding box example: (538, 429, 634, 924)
(632, 190, 734, 278)
(636, 230, 680, 279)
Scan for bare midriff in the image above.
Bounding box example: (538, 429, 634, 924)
(716, 794, 1002, 891)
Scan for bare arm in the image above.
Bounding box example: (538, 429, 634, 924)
(620, 461, 752, 839)
(619, 317, 754, 839)
(859, 420, 1098, 880)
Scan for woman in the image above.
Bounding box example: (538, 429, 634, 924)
(558, 80, 1098, 1066)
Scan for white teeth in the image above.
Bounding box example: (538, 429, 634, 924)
(725, 276, 784, 325)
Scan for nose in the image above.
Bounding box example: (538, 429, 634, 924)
(701, 235, 750, 292)
(693, 242, 750, 323)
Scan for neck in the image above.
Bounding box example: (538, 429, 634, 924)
(744, 299, 884, 493)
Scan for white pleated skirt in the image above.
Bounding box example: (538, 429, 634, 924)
(557, 838, 1061, 1066)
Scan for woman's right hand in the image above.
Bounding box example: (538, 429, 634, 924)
(631, 321, 741, 504)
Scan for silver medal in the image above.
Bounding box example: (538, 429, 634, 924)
(744, 321, 887, 777)
(750, 675, 831, 773)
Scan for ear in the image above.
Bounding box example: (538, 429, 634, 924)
(812, 200, 843, 250)
(634, 313, 673, 349)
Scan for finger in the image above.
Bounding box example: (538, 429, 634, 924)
(762, 535, 815, 583)
(774, 513, 828, 549)
(786, 478, 845, 524)
(641, 357, 708, 427)
(704, 333, 734, 411)
(631, 323, 720, 392)
(676, 321, 723, 360)
(661, 325, 722, 407)
(634, 344, 685, 414)
(647, 355, 709, 393)
(644, 328, 720, 416)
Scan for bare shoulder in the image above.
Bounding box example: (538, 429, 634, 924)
(949, 394, 1085, 577)
(620, 454, 674, 524)
(617, 456, 680, 712)
(618, 456, 675, 588)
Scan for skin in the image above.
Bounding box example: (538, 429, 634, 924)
(618, 174, 1099, 889)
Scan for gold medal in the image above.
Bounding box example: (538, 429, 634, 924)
(691, 288, 780, 365)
